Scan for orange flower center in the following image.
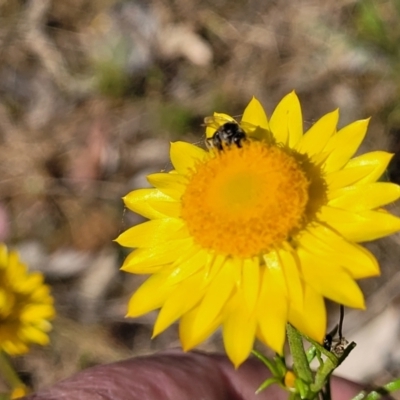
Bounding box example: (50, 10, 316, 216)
(181, 141, 310, 258)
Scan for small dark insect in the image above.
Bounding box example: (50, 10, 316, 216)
(323, 332, 334, 351)
(206, 122, 247, 151)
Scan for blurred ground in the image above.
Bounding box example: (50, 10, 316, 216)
(1, 0, 400, 396)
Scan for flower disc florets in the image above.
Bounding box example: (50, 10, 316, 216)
(181, 141, 310, 258)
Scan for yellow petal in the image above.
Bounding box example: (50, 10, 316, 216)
(263, 251, 288, 297)
(205, 252, 228, 282)
(147, 172, 186, 200)
(326, 167, 373, 192)
(170, 141, 208, 175)
(222, 293, 257, 368)
(270, 91, 303, 147)
(149, 199, 181, 218)
(33, 319, 52, 333)
(298, 247, 365, 309)
(121, 238, 193, 273)
(329, 182, 400, 211)
(30, 285, 52, 302)
(191, 259, 235, 335)
(20, 304, 55, 321)
(153, 271, 206, 336)
(14, 273, 43, 293)
(327, 151, 394, 190)
(123, 189, 173, 219)
(319, 204, 367, 229)
(324, 208, 400, 242)
(126, 271, 176, 317)
(344, 244, 379, 279)
(345, 151, 394, 184)
(163, 248, 208, 286)
(241, 257, 260, 313)
(299, 224, 379, 278)
(296, 109, 339, 155)
(277, 247, 304, 311)
(288, 285, 326, 343)
(179, 304, 222, 350)
(3, 341, 29, 355)
(241, 97, 270, 130)
(257, 261, 288, 354)
(19, 327, 49, 345)
(115, 219, 186, 248)
(231, 257, 243, 288)
(323, 119, 370, 172)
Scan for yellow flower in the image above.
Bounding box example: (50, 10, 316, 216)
(0, 244, 55, 355)
(11, 386, 28, 399)
(284, 370, 297, 390)
(117, 92, 400, 367)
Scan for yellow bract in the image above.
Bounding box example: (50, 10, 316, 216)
(117, 92, 400, 367)
(0, 244, 55, 355)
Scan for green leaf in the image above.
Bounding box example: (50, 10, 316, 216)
(256, 377, 280, 394)
(251, 350, 280, 376)
(286, 324, 313, 384)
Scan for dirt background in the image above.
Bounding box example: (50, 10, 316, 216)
(1, 0, 400, 396)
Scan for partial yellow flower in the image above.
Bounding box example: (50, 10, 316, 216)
(117, 92, 400, 367)
(284, 370, 297, 390)
(0, 244, 55, 355)
(11, 385, 28, 399)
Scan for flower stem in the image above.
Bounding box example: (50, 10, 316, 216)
(0, 351, 25, 394)
(251, 350, 280, 376)
(286, 323, 313, 384)
(383, 378, 400, 393)
(351, 378, 400, 400)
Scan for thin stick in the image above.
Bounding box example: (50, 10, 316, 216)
(338, 305, 344, 341)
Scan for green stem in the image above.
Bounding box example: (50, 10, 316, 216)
(383, 378, 400, 393)
(353, 378, 400, 400)
(319, 373, 332, 400)
(0, 351, 24, 392)
(251, 350, 280, 376)
(286, 323, 313, 384)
